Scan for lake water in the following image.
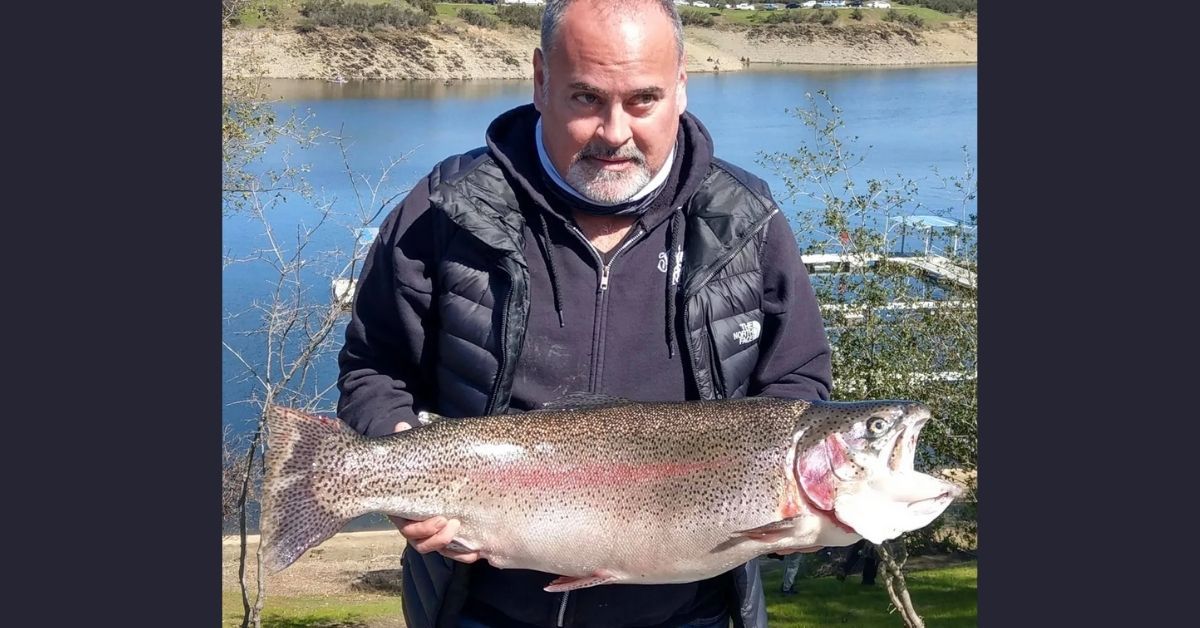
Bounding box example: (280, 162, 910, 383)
(222, 65, 977, 442)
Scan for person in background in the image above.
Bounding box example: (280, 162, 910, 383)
(835, 539, 878, 586)
(780, 552, 804, 595)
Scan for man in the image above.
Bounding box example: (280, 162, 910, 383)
(336, 1, 832, 626)
(780, 552, 804, 595)
(835, 540, 878, 586)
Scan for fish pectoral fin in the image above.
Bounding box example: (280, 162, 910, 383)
(444, 538, 478, 554)
(543, 570, 619, 592)
(732, 520, 796, 543)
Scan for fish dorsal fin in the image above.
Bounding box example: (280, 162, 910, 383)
(537, 392, 634, 412)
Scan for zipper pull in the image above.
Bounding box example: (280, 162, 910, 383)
(600, 265, 610, 291)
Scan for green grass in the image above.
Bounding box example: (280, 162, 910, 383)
(761, 561, 978, 627)
(223, 562, 976, 627)
(435, 2, 498, 18)
(222, 590, 401, 628)
(890, 5, 959, 25)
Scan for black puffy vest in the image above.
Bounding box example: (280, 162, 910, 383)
(427, 155, 776, 415)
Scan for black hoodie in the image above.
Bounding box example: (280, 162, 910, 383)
(337, 104, 833, 628)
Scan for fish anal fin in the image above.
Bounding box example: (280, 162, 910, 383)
(544, 570, 619, 592)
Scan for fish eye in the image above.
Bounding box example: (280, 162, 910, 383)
(866, 416, 887, 435)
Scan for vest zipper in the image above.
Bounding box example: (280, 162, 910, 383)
(485, 282, 511, 415)
(681, 209, 778, 299)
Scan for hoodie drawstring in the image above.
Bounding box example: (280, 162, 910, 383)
(666, 209, 683, 358)
(536, 211, 566, 327)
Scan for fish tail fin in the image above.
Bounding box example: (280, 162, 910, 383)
(260, 405, 362, 573)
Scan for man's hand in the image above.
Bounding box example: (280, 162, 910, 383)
(390, 421, 481, 564)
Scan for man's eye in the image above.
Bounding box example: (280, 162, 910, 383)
(573, 93, 599, 105)
(632, 94, 658, 106)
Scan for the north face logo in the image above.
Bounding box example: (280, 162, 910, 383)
(732, 321, 761, 345)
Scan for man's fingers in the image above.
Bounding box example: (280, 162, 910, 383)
(400, 516, 447, 542)
(412, 518, 461, 554)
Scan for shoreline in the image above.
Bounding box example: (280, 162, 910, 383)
(253, 59, 978, 82)
(223, 22, 977, 82)
(222, 528, 400, 546)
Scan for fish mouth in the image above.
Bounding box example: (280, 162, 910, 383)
(906, 487, 961, 516)
(887, 409, 929, 472)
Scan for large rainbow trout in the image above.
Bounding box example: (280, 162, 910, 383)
(261, 397, 962, 591)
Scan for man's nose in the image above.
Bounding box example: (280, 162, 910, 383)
(595, 104, 633, 148)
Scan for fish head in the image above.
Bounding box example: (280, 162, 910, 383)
(792, 400, 963, 545)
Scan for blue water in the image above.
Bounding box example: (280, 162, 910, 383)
(222, 66, 977, 439)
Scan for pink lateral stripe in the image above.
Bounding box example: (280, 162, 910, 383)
(471, 459, 733, 489)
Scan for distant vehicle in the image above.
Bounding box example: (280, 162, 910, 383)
(763, 2, 779, 9)
(692, 1, 711, 7)
(801, 0, 817, 7)
(786, 2, 801, 7)
(735, 2, 756, 9)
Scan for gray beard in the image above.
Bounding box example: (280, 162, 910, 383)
(565, 159, 654, 204)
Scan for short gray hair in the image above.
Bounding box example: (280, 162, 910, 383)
(540, 0, 685, 63)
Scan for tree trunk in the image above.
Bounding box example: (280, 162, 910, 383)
(877, 541, 925, 628)
(238, 424, 264, 628)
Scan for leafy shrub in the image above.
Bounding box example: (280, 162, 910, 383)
(458, 7, 498, 28)
(496, 3, 543, 29)
(680, 8, 716, 26)
(907, 0, 975, 13)
(764, 10, 805, 24)
(413, 0, 437, 16)
(298, 0, 431, 31)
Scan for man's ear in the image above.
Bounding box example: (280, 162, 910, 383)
(676, 65, 688, 115)
(533, 48, 546, 112)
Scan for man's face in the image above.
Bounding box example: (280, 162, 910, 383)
(533, 2, 688, 204)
